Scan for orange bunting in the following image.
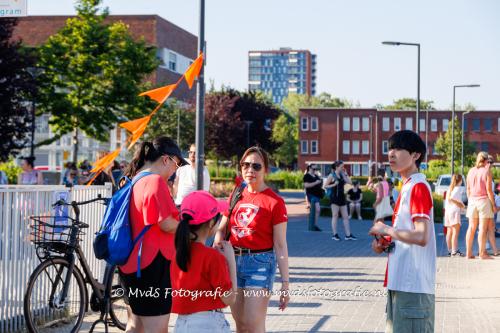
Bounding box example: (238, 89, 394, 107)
(120, 114, 152, 149)
(139, 83, 178, 104)
(184, 53, 204, 89)
(90, 148, 122, 173)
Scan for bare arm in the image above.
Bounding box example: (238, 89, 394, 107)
(324, 174, 338, 189)
(213, 215, 229, 248)
(304, 178, 322, 189)
(373, 183, 383, 206)
(370, 219, 429, 247)
(219, 241, 237, 306)
(158, 215, 179, 233)
(449, 198, 465, 209)
(273, 222, 290, 311)
(486, 170, 495, 209)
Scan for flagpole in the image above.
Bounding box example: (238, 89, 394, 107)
(195, 0, 205, 190)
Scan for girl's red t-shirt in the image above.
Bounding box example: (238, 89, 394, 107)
(120, 174, 179, 274)
(170, 242, 232, 314)
(226, 188, 288, 250)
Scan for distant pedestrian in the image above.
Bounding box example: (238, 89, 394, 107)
(370, 130, 436, 333)
(372, 169, 394, 222)
(347, 180, 363, 220)
(0, 170, 8, 184)
(17, 156, 43, 185)
(465, 152, 497, 259)
(325, 161, 357, 241)
(62, 167, 79, 187)
(171, 191, 236, 333)
(444, 174, 465, 256)
(303, 164, 323, 231)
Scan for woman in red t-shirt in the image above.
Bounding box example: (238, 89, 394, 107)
(119, 137, 187, 333)
(171, 191, 236, 332)
(214, 146, 290, 333)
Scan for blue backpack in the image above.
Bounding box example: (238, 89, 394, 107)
(93, 171, 153, 277)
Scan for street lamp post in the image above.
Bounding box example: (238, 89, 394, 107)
(244, 120, 253, 147)
(461, 109, 473, 175)
(451, 84, 480, 175)
(195, 0, 205, 190)
(26, 67, 40, 158)
(382, 41, 421, 133)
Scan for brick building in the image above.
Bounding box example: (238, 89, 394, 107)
(11, 15, 198, 170)
(298, 108, 500, 176)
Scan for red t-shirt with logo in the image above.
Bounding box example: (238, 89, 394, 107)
(171, 242, 232, 314)
(225, 188, 288, 250)
(120, 174, 179, 274)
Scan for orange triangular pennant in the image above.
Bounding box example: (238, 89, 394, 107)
(120, 115, 152, 149)
(139, 83, 178, 104)
(90, 148, 122, 173)
(184, 53, 204, 89)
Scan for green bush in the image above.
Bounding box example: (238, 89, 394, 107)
(266, 171, 304, 189)
(208, 166, 237, 179)
(0, 159, 21, 184)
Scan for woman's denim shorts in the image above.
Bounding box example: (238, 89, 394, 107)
(235, 251, 277, 291)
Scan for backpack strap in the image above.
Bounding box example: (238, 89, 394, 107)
(130, 171, 154, 278)
(224, 184, 245, 241)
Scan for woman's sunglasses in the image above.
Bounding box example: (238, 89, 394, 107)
(240, 162, 263, 171)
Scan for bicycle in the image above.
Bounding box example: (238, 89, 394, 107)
(23, 195, 128, 333)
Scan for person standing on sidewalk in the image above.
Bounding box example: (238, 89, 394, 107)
(171, 191, 236, 333)
(465, 152, 497, 259)
(325, 161, 357, 241)
(444, 174, 465, 256)
(214, 146, 290, 333)
(173, 144, 210, 207)
(303, 164, 323, 231)
(370, 130, 436, 333)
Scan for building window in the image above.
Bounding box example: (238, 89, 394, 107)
(362, 117, 370, 131)
(405, 117, 413, 131)
(484, 119, 493, 132)
(311, 117, 319, 131)
(311, 140, 318, 154)
(472, 119, 480, 132)
(361, 164, 369, 176)
(352, 140, 360, 155)
(352, 164, 360, 176)
(300, 117, 309, 131)
(394, 118, 401, 131)
(362, 140, 369, 155)
(353, 117, 360, 131)
(481, 142, 489, 151)
(443, 119, 449, 131)
(343, 140, 350, 154)
(168, 52, 177, 71)
(382, 117, 390, 132)
(343, 117, 350, 131)
(431, 119, 438, 132)
(382, 141, 389, 155)
(419, 118, 425, 132)
(300, 140, 308, 154)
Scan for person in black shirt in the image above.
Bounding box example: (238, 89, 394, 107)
(347, 180, 363, 220)
(325, 161, 357, 241)
(303, 165, 323, 231)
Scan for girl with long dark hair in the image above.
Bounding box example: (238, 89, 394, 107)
(171, 191, 237, 332)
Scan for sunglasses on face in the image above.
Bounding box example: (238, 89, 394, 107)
(240, 162, 263, 171)
(167, 156, 182, 169)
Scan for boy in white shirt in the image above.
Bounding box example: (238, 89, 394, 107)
(370, 130, 436, 333)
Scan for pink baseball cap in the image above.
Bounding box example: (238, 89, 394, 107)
(180, 191, 229, 225)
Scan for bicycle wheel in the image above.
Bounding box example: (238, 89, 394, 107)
(24, 258, 87, 333)
(108, 265, 127, 330)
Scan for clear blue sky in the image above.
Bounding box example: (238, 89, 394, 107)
(29, 0, 500, 110)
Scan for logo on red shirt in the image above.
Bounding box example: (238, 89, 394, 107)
(232, 203, 259, 238)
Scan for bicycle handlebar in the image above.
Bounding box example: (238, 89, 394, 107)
(52, 194, 110, 208)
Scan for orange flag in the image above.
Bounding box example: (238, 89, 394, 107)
(139, 83, 178, 104)
(184, 53, 204, 89)
(120, 114, 152, 149)
(90, 148, 122, 173)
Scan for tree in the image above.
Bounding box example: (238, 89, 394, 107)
(271, 113, 297, 167)
(381, 98, 435, 110)
(0, 18, 36, 162)
(281, 93, 351, 118)
(36, 0, 160, 162)
(143, 99, 195, 151)
(435, 117, 475, 168)
(205, 89, 281, 159)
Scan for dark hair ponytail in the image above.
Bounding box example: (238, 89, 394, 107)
(175, 214, 204, 272)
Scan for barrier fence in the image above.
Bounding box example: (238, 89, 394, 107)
(0, 184, 113, 333)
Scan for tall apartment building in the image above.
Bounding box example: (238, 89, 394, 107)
(298, 108, 500, 176)
(248, 48, 316, 105)
(12, 15, 198, 169)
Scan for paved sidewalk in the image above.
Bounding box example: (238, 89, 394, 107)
(80, 191, 500, 332)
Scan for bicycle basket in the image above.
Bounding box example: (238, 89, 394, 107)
(29, 216, 81, 253)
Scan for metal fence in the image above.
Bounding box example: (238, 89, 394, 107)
(0, 184, 112, 333)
